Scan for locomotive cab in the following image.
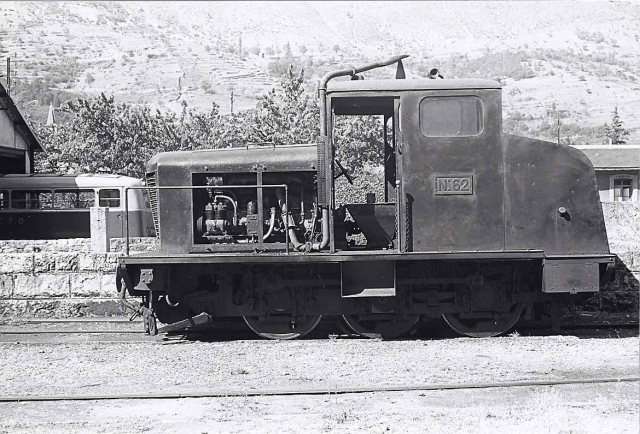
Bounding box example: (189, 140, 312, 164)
(325, 79, 504, 253)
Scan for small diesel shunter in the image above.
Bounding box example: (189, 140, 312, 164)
(117, 55, 613, 339)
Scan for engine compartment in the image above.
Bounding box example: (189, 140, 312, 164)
(191, 172, 319, 249)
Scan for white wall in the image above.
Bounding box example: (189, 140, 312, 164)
(0, 110, 29, 151)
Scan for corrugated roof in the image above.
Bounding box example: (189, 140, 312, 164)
(572, 145, 640, 169)
(0, 81, 45, 153)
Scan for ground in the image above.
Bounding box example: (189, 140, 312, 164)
(0, 383, 637, 434)
(0, 322, 637, 433)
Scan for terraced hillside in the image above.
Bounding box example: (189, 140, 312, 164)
(0, 1, 638, 144)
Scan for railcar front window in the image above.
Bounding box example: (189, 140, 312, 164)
(419, 96, 484, 137)
(11, 190, 54, 209)
(98, 189, 121, 207)
(0, 190, 8, 209)
(54, 190, 96, 209)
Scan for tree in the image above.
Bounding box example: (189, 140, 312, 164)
(248, 65, 319, 146)
(34, 66, 386, 178)
(333, 115, 385, 172)
(250, 65, 384, 172)
(264, 46, 275, 57)
(332, 44, 340, 54)
(298, 45, 307, 55)
(283, 42, 291, 57)
(603, 106, 630, 145)
(34, 94, 227, 177)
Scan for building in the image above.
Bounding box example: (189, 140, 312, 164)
(574, 145, 640, 203)
(0, 80, 45, 174)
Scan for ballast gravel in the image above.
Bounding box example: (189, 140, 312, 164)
(0, 334, 637, 397)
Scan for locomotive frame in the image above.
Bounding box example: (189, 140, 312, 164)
(117, 55, 614, 339)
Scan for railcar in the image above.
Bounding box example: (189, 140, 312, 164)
(0, 173, 155, 239)
(117, 55, 614, 339)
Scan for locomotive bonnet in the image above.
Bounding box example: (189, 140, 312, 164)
(118, 55, 614, 339)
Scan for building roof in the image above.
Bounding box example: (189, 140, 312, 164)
(0, 80, 45, 153)
(573, 145, 640, 170)
(326, 78, 502, 93)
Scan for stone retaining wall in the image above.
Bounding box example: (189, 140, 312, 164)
(0, 238, 157, 318)
(0, 203, 637, 319)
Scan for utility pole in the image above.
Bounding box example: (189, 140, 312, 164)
(230, 89, 234, 114)
(557, 110, 560, 145)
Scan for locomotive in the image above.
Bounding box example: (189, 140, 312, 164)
(116, 55, 614, 339)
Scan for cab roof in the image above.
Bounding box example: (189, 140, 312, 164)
(326, 78, 502, 93)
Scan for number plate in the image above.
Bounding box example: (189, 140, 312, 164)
(434, 174, 474, 195)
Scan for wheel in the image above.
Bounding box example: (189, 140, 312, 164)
(442, 303, 524, 338)
(341, 314, 420, 339)
(243, 315, 323, 340)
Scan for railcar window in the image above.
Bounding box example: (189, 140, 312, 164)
(98, 189, 121, 207)
(419, 96, 484, 137)
(54, 190, 96, 209)
(613, 178, 633, 202)
(0, 190, 8, 209)
(11, 190, 54, 209)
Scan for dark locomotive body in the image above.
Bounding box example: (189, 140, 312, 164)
(118, 56, 613, 338)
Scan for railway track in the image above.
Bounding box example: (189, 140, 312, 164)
(0, 318, 636, 344)
(0, 377, 637, 403)
(0, 317, 637, 334)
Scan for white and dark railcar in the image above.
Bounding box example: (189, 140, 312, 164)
(0, 173, 155, 239)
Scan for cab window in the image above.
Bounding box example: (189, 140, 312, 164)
(98, 189, 121, 207)
(419, 96, 484, 137)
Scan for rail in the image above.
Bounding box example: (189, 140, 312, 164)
(0, 377, 636, 402)
(123, 184, 288, 257)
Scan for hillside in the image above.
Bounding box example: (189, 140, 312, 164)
(0, 0, 638, 144)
